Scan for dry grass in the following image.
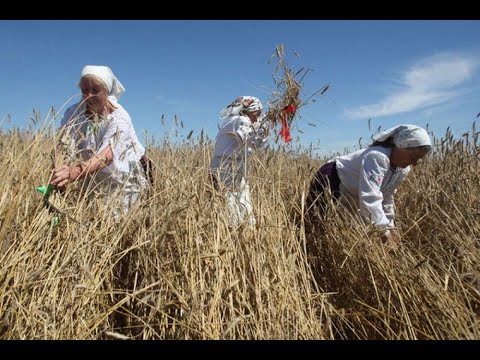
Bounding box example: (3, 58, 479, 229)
(306, 123, 480, 339)
(0, 119, 479, 339)
(264, 44, 330, 142)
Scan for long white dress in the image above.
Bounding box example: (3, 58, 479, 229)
(211, 114, 270, 228)
(59, 98, 147, 218)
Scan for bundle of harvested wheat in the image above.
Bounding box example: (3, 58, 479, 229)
(264, 44, 329, 143)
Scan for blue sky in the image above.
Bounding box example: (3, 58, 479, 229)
(1, 20, 479, 157)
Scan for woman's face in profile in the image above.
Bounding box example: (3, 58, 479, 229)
(391, 147, 428, 168)
(79, 75, 109, 115)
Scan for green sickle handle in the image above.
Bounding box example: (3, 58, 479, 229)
(36, 184, 55, 197)
(36, 184, 59, 225)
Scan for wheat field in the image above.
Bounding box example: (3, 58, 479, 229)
(0, 120, 479, 339)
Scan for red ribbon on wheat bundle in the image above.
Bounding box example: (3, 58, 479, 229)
(280, 104, 296, 143)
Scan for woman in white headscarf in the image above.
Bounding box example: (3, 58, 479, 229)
(210, 96, 273, 228)
(51, 65, 148, 218)
(307, 124, 432, 246)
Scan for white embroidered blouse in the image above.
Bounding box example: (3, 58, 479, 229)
(334, 146, 410, 229)
(60, 99, 147, 207)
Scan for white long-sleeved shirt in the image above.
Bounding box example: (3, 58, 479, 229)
(334, 146, 410, 228)
(210, 114, 270, 188)
(60, 100, 147, 199)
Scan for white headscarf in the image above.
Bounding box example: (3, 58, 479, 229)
(372, 124, 431, 148)
(220, 96, 263, 119)
(80, 65, 126, 101)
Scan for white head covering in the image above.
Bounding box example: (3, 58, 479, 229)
(80, 65, 126, 101)
(220, 96, 263, 119)
(372, 124, 431, 148)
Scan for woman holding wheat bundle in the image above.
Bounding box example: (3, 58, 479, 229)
(306, 124, 432, 247)
(210, 96, 273, 229)
(50, 65, 148, 219)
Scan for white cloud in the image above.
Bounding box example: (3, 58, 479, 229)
(346, 53, 478, 119)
